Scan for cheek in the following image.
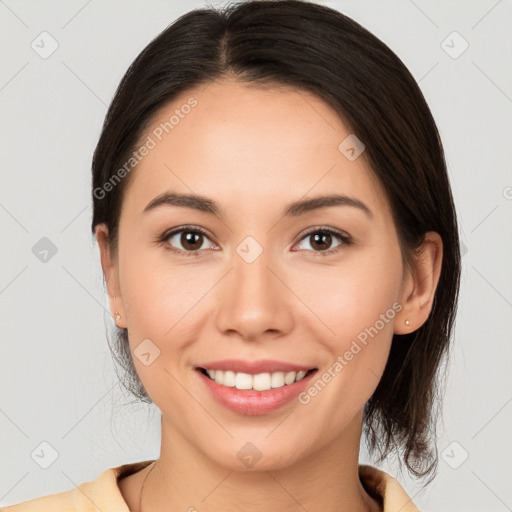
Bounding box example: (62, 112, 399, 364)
(117, 259, 205, 409)
(115, 241, 198, 384)
(290, 255, 401, 413)
(292, 254, 402, 346)
(118, 226, 210, 330)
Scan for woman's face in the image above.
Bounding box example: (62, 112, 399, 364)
(97, 80, 418, 470)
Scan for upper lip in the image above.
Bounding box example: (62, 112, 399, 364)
(197, 359, 317, 375)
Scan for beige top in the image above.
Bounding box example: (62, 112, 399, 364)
(1, 460, 419, 511)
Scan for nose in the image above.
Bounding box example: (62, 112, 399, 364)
(214, 243, 295, 342)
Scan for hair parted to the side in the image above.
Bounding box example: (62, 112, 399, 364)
(91, 0, 461, 486)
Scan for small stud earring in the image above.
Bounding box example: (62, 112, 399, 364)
(114, 311, 121, 322)
(405, 319, 410, 326)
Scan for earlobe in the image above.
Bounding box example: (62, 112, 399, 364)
(395, 231, 443, 335)
(94, 224, 126, 327)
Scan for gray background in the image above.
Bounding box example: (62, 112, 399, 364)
(1, 0, 511, 510)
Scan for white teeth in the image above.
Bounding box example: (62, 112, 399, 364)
(214, 370, 224, 385)
(235, 372, 253, 390)
(296, 370, 307, 381)
(203, 368, 312, 390)
(223, 370, 236, 387)
(284, 371, 296, 385)
(253, 372, 271, 391)
(271, 372, 285, 388)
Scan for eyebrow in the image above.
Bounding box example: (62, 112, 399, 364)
(143, 192, 373, 219)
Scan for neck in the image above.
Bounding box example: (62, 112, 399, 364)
(139, 410, 380, 512)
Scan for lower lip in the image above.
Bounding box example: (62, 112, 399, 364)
(196, 368, 317, 416)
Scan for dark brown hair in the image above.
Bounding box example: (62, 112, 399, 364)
(91, 0, 461, 485)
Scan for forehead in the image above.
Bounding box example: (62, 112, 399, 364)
(121, 79, 390, 222)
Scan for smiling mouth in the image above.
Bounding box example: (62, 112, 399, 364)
(196, 367, 318, 391)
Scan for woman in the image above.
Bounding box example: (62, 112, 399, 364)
(3, 0, 460, 510)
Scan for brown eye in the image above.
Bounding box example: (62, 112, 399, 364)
(162, 227, 217, 256)
(309, 232, 334, 251)
(295, 228, 352, 256)
(178, 231, 204, 251)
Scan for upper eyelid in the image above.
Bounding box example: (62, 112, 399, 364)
(299, 226, 350, 239)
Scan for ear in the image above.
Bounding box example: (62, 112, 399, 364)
(394, 231, 443, 335)
(94, 223, 126, 328)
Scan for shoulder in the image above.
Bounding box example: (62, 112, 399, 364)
(1, 460, 155, 512)
(358, 464, 420, 512)
(2, 461, 417, 511)
(1, 486, 82, 512)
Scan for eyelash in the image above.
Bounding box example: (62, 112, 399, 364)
(158, 225, 353, 258)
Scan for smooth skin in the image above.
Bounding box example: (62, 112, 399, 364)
(95, 78, 442, 512)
